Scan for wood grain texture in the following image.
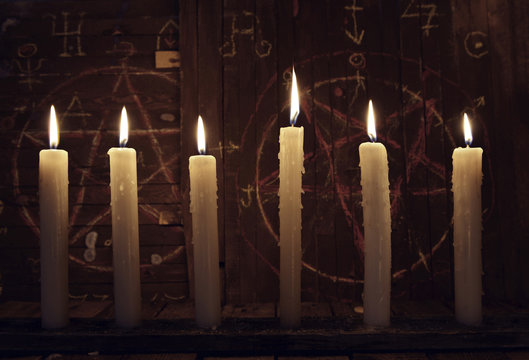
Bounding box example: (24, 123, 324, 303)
(1, 0, 529, 311)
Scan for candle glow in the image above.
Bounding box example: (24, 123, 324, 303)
(119, 106, 128, 147)
(290, 67, 299, 125)
(197, 115, 206, 154)
(367, 100, 376, 142)
(464, 113, 473, 146)
(49, 105, 59, 149)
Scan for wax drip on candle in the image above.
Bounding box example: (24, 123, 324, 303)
(463, 113, 473, 147)
(49, 105, 59, 149)
(290, 67, 299, 126)
(119, 106, 128, 148)
(197, 115, 206, 155)
(367, 100, 377, 143)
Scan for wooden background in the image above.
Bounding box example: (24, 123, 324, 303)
(0, 0, 528, 309)
(0, 0, 184, 302)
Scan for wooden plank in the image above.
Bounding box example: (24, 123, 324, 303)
(457, 0, 510, 302)
(508, 2, 529, 303)
(354, 355, 428, 360)
(308, 0, 338, 302)
(156, 301, 194, 319)
(300, 302, 332, 318)
(0, 314, 528, 355)
(0, 301, 40, 318)
(196, 0, 224, 303)
(0, 224, 184, 249)
(278, 357, 348, 360)
(415, 0, 451, 302)
(69, 300, 113, 318)
(180, 0, 198, 299)
(253, 0, 279, 305)
(221, 0, 243, 304)
(125, 355, 196, 360)
(429, 352, 508, 360)
(229, 303, 276, 319)
(505, 352, 529, 360)
(208, 357, 272, 360)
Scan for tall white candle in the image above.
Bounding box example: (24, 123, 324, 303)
(39, 105, 69, 329)
(189, 115, 221, 329)
(452, 113, 483, 326)
(359, 100, 391, 327)
(279, 68, 304, 328)
(108, 106, 141, 328)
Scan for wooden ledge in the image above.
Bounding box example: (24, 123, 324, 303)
(0, 301, 528, 356)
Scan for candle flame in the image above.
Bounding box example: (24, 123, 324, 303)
(119, 106, 128, 147)
(463, 113, 473, 146)
(367, 100, 376, 142)
(49, 105, 59, 149)
(290, 67, 299, 126)
(197, 115, 206, 154)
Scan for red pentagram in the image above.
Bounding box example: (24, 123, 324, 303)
(12, 56, 184, 295)
(236, 51, 494, 291)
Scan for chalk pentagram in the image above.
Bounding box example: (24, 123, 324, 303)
(12, 51, 183, 299)
(236, 51, 493, 295)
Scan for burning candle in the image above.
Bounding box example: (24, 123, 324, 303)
(452, 113, 483, 325)
(189, 116, 221, 328)
(39, 105, 69, 329)
(359, 100, 391, 327)
(108, 106, 141, 328)
(279, 67, 304, 328)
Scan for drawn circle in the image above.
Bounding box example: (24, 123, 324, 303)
(236, 51, 493, 290)
(17, 43, 38, 58)
(12, 60, 181, 279)
(349, 53, 366, 69)
(464, 31, 488, 59)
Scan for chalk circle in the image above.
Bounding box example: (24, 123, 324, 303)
(83, 248, 96, 262)
(237, 51, 488, 289)
(17, 43, 38, 58)
(12, 62, 181, 276)
(349, 53, 366, 69)
(464, 31, 488, 59)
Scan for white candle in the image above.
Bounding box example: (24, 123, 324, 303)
(359, 100, 391, 327)
(108, 106, 141, 328)
(279, 67, 304, 328)
(452, 113, 483, 326)
(189, 115, 221, 328)
(39, 105, 69, 329)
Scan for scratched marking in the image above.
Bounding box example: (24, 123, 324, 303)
(236, 51, 494, 291)
(220, 10, 272, 58)
(464, 31, 488, 59)
(344, 0, 365, 45)
(44, 12, 86, 57)
(12, 43, 45, 90)
(11, 41, 184, 280)
(401, 0, 439, 37)
(157, 19, 178, 50)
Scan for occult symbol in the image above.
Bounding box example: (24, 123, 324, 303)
(344, 0, 365, 45)
(236, 51, 493, 294)
(240, 185, 254, 208)
(157, 19, 178, 50)
(83, 231, 97, 263)
(464, 31, 488, 59)
(12, 43, 45, 90)
(63, 92, 92, 126)
(220, 10, 272, 58)
(474, 96, 486, 108)
(44, 12, 87, 57)
(401, 0, 439, 37)
(12, 41, 182, 300)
